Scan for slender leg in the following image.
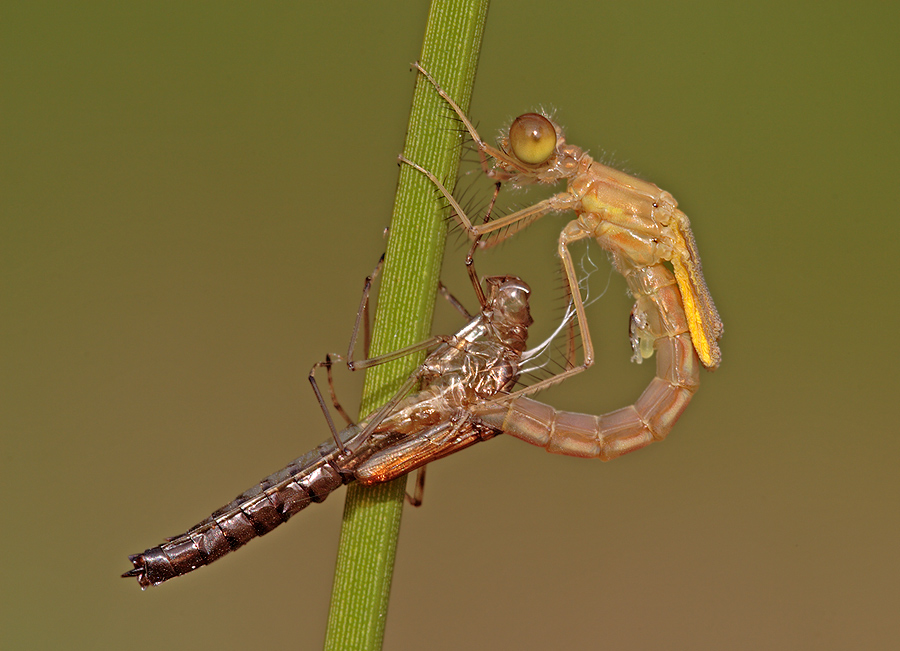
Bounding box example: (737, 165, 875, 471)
(437, 281, 473, 320)
(350, 253, 385, 364)
(463, 180, 502, 309)
(323, 355, 353, 425)
(399, 155, 577, 246)
(410, 61, 520, 177)
(406, 467, 426, 507)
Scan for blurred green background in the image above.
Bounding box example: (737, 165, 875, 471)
(3, 2, 898, 649)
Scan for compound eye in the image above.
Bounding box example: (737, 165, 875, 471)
(509, 113, 556, 165)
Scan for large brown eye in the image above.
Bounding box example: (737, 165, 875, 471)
(509, 113, 556, 165)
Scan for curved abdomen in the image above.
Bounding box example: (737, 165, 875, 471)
(479, 263, 701, 459)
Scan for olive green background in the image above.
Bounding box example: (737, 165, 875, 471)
(3, 3, 897, 649)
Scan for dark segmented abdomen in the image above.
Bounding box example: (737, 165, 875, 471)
(124, 428, 361, 588)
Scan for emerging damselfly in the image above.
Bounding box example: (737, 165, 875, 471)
(401, 62, 723, 458)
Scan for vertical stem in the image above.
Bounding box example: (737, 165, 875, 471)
(323, 1, 489, 649)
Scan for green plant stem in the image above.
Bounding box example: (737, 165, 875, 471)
(323, 1, 489, 649)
